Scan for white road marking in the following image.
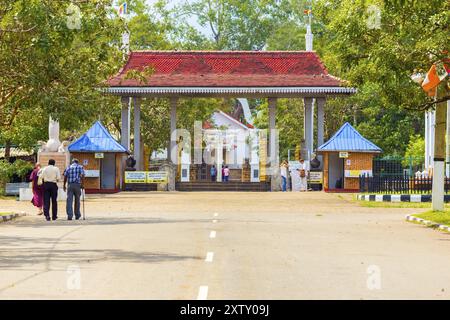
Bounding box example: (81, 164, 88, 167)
(197, 286, 208, 300)
(205, 252, 214, 262)
(209, 231, 216, 238)
(212, 219, 218, 223)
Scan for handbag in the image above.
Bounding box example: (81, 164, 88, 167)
(37, 170, 44, 186)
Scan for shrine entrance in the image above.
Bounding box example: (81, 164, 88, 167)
(105, 51, 355, 191)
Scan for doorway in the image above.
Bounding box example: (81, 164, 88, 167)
(328, 152, 345, 190)
(101, 153, 116, 189)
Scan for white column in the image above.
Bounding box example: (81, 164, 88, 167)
(121, 96, 131, 150)
(305, 24, 313, 52)
(217, 132, 223, 182)
(170, 97, 178, 164)
(316, 98, 325, 147)
(250, 130, 260, 182)
(303, 98, 314, 160)
(133, 97, 141, 170)
(268, 98, 277, 156)
(268, 98, 280, 191)
(433, 160, 445, 211)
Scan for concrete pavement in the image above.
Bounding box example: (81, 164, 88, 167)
(1, 192, 449, 299)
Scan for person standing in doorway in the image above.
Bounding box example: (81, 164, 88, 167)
(63, 159, 85, 220)
(280, 160, 288, 192)
(298, 158, 309, 192)
(223, 165, 230, 182)
(210, 165, 217, 182)
(41, 159, 61, 221)
(29, 162, 44, 215)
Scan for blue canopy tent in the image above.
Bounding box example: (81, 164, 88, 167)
(69, 121, 127, 193)
(68, 121, 127, 153)
(317, 122, 381, 192)
(317, 122, 382, 153)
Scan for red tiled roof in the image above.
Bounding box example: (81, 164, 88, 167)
(107, 51, 343, 88)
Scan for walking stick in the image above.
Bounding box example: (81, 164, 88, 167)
(82, 185, 86, 220)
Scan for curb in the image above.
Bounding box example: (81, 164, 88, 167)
(358, 194, 450, 203)
(0, 212, 26, 223)
(405, 214, 450, 232)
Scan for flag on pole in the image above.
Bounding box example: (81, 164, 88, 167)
(118, 2, 127, 16)
(422, 63, 447, 96)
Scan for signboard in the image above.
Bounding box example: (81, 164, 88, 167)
(345, 170, 373, 178)
(147, 171, 168, 183)
(339, 152, 349, 158)
(84, 170, 100, 178)
(125, 171, 168, 184)
(308, 171, 323, 184)
(125, 171, 147, 183)
(95, 153, 104, 159)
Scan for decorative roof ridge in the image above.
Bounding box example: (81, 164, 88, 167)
(130, 50, 318, 55)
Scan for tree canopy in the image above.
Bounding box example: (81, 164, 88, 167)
(1, 0, 448, 161)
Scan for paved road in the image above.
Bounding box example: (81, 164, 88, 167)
(1, 192, 449, 299)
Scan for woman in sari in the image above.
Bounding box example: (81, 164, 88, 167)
(30, 162, 44, 215)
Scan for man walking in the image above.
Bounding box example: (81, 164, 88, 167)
(41, 159, 61, 221)
(63, 159, 85, 220)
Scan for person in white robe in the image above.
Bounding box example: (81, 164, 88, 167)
(298, 159, 310, 192)
(289, 165, 301, 192)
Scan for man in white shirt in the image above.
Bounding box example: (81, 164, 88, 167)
(41, 159, 61, 221)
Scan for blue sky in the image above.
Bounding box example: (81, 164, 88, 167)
(145, 0, 210, 36)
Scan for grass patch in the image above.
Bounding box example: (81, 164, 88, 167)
(0, 195, 15, 200)
(357, 201, 436, 209)
(0, 212, 13, 216)
(413, 210, 450, 226)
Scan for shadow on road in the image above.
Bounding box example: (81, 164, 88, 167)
(6, 217, 211, 228)
(0, 235, 201, 269)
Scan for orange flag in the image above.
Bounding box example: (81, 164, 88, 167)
(422, 63, 447, 96)
(422, 64, 440, 96)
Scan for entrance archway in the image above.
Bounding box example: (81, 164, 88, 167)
(105, 51, 356, 191)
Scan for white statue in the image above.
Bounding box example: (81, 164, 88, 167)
(58, 141, 70, 153)
(45, 117, 61, 152)
(39, 117, 67, 153)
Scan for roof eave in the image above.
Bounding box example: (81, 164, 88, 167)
(102, 86, 357, 97)
(317, 149, 382, 153)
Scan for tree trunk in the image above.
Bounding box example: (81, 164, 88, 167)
(4, 140, 11, 161)
(432, 83, 448, 211)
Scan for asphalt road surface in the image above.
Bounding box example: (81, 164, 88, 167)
(1, 192, 449, 299)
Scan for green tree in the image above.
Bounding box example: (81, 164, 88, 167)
(175, 0, 291, 50)
(403, 134, 425, 168)
(313, 0, 449, 154)
(0, 0, 124, 156)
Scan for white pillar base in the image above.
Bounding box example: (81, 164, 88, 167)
(432, 160, 445, 211)
(250, 164, 260, 182)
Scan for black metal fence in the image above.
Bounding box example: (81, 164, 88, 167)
(359, 174, 450, 194)
(373, 156, 425, 177)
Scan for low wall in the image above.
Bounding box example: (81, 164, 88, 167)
(358, 194, 450, 203)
